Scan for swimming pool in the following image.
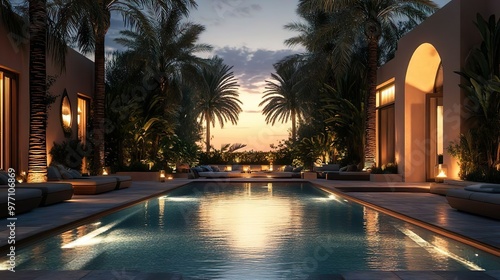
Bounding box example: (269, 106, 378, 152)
(6, 182, 500, 278)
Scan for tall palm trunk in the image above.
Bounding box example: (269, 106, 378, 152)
(27, 0, 48, 183)
(363, 21, 381, 168)
(91, 1, 109, 175)
(205, 113, 211, 153)
(92, 33, 106, 175)
(291, 109, 297, 141)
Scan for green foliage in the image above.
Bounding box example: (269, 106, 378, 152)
(194, 56, 242, 153)
(49, 139, 88, 171)
(370, 163, 398, 174)
(198, 147, 270, 165)
(452, 14, 500, 182)
(321, 75, 366, 166)
(104, 6, 210, 171)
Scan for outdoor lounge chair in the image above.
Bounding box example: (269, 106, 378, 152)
(0, 170, 73, 206)
(0, 188, 42, 218)
(53, 164, 132, 190)
(47, 166, 117, 195)
(0, 183, 73, 206)
(446, 184, 500, 220)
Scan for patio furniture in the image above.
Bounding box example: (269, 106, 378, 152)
(57, 165, 131, 190)
(0, 171, 73, 206)
(48, 166, 117, 195)
(0, 188, 42, 218)
(315, 164, 340, 179)
(446, 184, 500, 220)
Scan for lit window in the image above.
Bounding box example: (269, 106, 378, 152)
(378, 85, 395, 107)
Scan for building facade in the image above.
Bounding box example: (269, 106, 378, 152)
(0, 21, 94, 174)
(376, 0, 500, 182)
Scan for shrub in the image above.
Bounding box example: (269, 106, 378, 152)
(49, 139, 88, 171)
(370, 163, 398, 174)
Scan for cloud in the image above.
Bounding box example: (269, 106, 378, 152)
(244, 110, 262, 114)
(209, 0, 262, 20)
(214, 46, 300, 93)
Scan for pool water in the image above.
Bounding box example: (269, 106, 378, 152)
(8, 182, 500, 278)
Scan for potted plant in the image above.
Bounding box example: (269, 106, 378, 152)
(370, 163, 402, 182)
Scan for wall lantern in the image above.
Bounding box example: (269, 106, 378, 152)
(60, 90, 72, 136)
(434, 154, 447, 183)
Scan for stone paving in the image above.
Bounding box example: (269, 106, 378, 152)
(0, 178, 499, 279)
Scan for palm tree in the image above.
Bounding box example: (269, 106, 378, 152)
(4, 0, 78, 182)
(27, 0, 48, 182)
(113, 6, 211, 165)
(1, 0, 24, 36)
(55, 0, 197, 174)
(298, 0, 438, 167)
(260, 60, 307, 141)
(115, 7, 211, 100)
(194, 57, 242, 153)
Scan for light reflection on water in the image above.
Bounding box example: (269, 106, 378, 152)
(5, 182, 500, 279)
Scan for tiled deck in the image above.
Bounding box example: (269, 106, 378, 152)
(0, 178, 499, 279)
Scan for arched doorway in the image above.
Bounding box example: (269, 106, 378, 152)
(405, 43, 443, 182)
(426, 64, 443, 181)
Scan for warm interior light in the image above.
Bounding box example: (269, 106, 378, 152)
(378, 84, 395, 106)
(159, 170, 166, 182)
(102, 167, 108, 176)
(437, 105, 444, 155)
(62, 108, 71, 127)
(226, 165, 232, 172)
(77, 107, 81, 125)
(61, 94, 72, 128)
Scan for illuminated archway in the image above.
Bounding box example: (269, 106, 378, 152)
(404, 43, 442, 182)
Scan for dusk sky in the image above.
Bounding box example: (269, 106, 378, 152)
(107, 0, 451, 152)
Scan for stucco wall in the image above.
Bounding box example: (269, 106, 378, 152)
(377, 0, 500, 182)
(0, 21, 94, 172)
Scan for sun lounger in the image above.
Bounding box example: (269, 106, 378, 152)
(0, 188, 42, 218)
(1, 183, 73, 206)
(48, 166, 117, 195)
(53, 164, 131, 190)
(0, 170, 74, 206)
(446, 184, 500, 220)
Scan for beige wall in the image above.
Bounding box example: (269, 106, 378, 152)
(377, 0, 500, 182)
(0, 21, 94, 172)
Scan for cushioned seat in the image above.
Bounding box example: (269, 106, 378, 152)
(0, 170, 74, 206)
(0, 188, 42, 218)
(464, 184, 500, 193)
(446, 187, 500, 220)
(5, 183, 73, 206)
(48, 166, 117, 195)
(56, 165, 132, 190)
(77, 175, 131, 189)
